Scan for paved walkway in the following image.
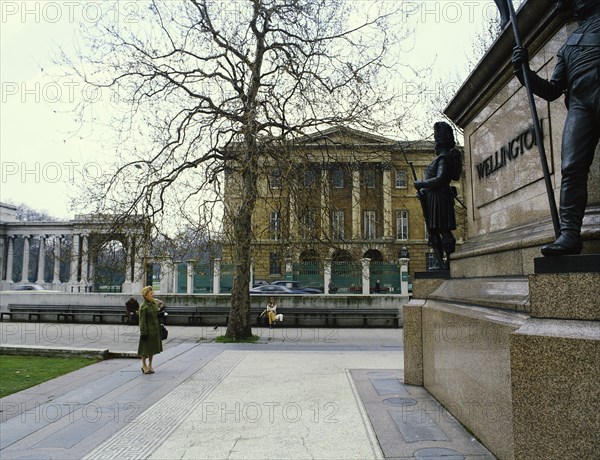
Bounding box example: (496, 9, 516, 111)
(0, 323, 495, 459)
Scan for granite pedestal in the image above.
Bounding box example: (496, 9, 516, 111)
(404, 273, 600, 460)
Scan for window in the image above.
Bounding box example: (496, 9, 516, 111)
(332, 210, 345, 240)
(332, 170, 344, 188)
(365, 170, 376, 188)
(303, 170, 316, 188)
(269, 253, 281, 276)
(396, 210, 409, 240)
(364, 210, 376, 239)
(395, 169, 407, 188)
(270, 211, 281, 240)
(269, 169, 281, 189)
(301, 209, 317, 239)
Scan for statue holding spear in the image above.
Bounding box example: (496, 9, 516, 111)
(410, 122, 462, 270)
(502, 0, 600, 256)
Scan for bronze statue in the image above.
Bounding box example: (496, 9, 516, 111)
(512, 0, 600, 256)
(414, 122, 460, 268)
(494, 0, 511, 29)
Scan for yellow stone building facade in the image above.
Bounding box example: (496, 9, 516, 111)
(223, 126, 466, 280)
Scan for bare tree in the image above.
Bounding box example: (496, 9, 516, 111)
(13, 203, 58, 222)
(62, 0, 411, 339)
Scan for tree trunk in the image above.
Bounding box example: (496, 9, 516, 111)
(225, 149, 258, 340)
(226, 214, 254, 339)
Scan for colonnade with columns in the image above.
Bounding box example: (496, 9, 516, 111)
(0, 231, 145, 293)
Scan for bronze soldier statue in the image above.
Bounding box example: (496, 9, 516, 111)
(494, 0, 511, 29)
(512, 0, 600, 256)
(414, 122, 459, 268)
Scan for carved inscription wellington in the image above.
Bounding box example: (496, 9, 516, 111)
(476, 122, 543, 181)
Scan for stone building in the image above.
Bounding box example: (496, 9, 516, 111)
(223, 126, 466, 282)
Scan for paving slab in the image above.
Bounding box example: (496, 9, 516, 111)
(0, 323, 495, 459)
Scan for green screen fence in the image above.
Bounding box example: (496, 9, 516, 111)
(331, 261, 362, 294)
(369, 261, 401, 293)
(176, 262, 213, 293)
(193, 263, 212, 293)
(220, 264, 235, 293)
(292, 262, 324, 291)
(175, 260, 404, 294)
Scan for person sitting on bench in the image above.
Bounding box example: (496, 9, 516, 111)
(261, 297, 283, 328)
(125, 297, 140, 325)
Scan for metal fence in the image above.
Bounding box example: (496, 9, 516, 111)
(370, 261, 401, 293)
(220, 264, 235, 293)
(177, 263, 187, 293)
(173, 260, 404, 295)
(293, 262, 323, 291)
(331, 261, 362, 294)
(176, 262, 213, 293)
(193, 263, 212, 293)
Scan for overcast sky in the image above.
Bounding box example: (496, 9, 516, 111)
(0, 0, 505, 219)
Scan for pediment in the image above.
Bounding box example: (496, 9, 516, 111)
(295, 126, 397, 147)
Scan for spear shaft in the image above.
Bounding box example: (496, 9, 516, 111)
(505, 0, 560, 238)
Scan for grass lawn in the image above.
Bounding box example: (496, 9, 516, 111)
(0, 355, 98, 398)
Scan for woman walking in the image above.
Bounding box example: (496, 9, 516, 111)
(138, 285, 163, 374)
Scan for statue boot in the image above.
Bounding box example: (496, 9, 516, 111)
(542, 168, 587, 256)
(429, 233, 447, 270)
(442, 231, 456, 260)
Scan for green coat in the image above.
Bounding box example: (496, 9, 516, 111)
(137, 299, 163, 356)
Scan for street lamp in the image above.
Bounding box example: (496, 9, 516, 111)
(399, 246, 410, 259)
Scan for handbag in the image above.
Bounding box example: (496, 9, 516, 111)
(160, 323, 168, 340)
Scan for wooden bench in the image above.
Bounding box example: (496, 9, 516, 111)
(67, 306, 128, 323)
(162, 306, 198, 325)
(252, 306, 399, 328)
(2, 304, 399, 328)
(329, 308, 399, 327)
(3, 305, 75, 322)
(3, 304, 127, 324)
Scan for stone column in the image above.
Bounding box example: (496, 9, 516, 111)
(383, 168, 393, 239)
(0, 237, 5, 282)
(121, 235, 132, 293)
(69, 234, 80, 288)
(213, 258, 221, 294)
(284, 257, 294, 281)
(324, 258, 332, 296)
(21, 235, 30, 283)
(53, 236, 62, 284)
(80, 234, 89, 291)
(352, 169, 361, 239)
(321, 169, 330, 239)
(159, 259, 173, 294)
(36, 235, 46, 285)
(399, 257, 409, 295)
(125, 235, 133, 283)
(132, 236, 143, 293)
(5, 236, 14, 283)
(361, 257, 371, 295)
(88, 256, 95, 292)
(173, 262, 179, 293)
(186, 259, 195, 294)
